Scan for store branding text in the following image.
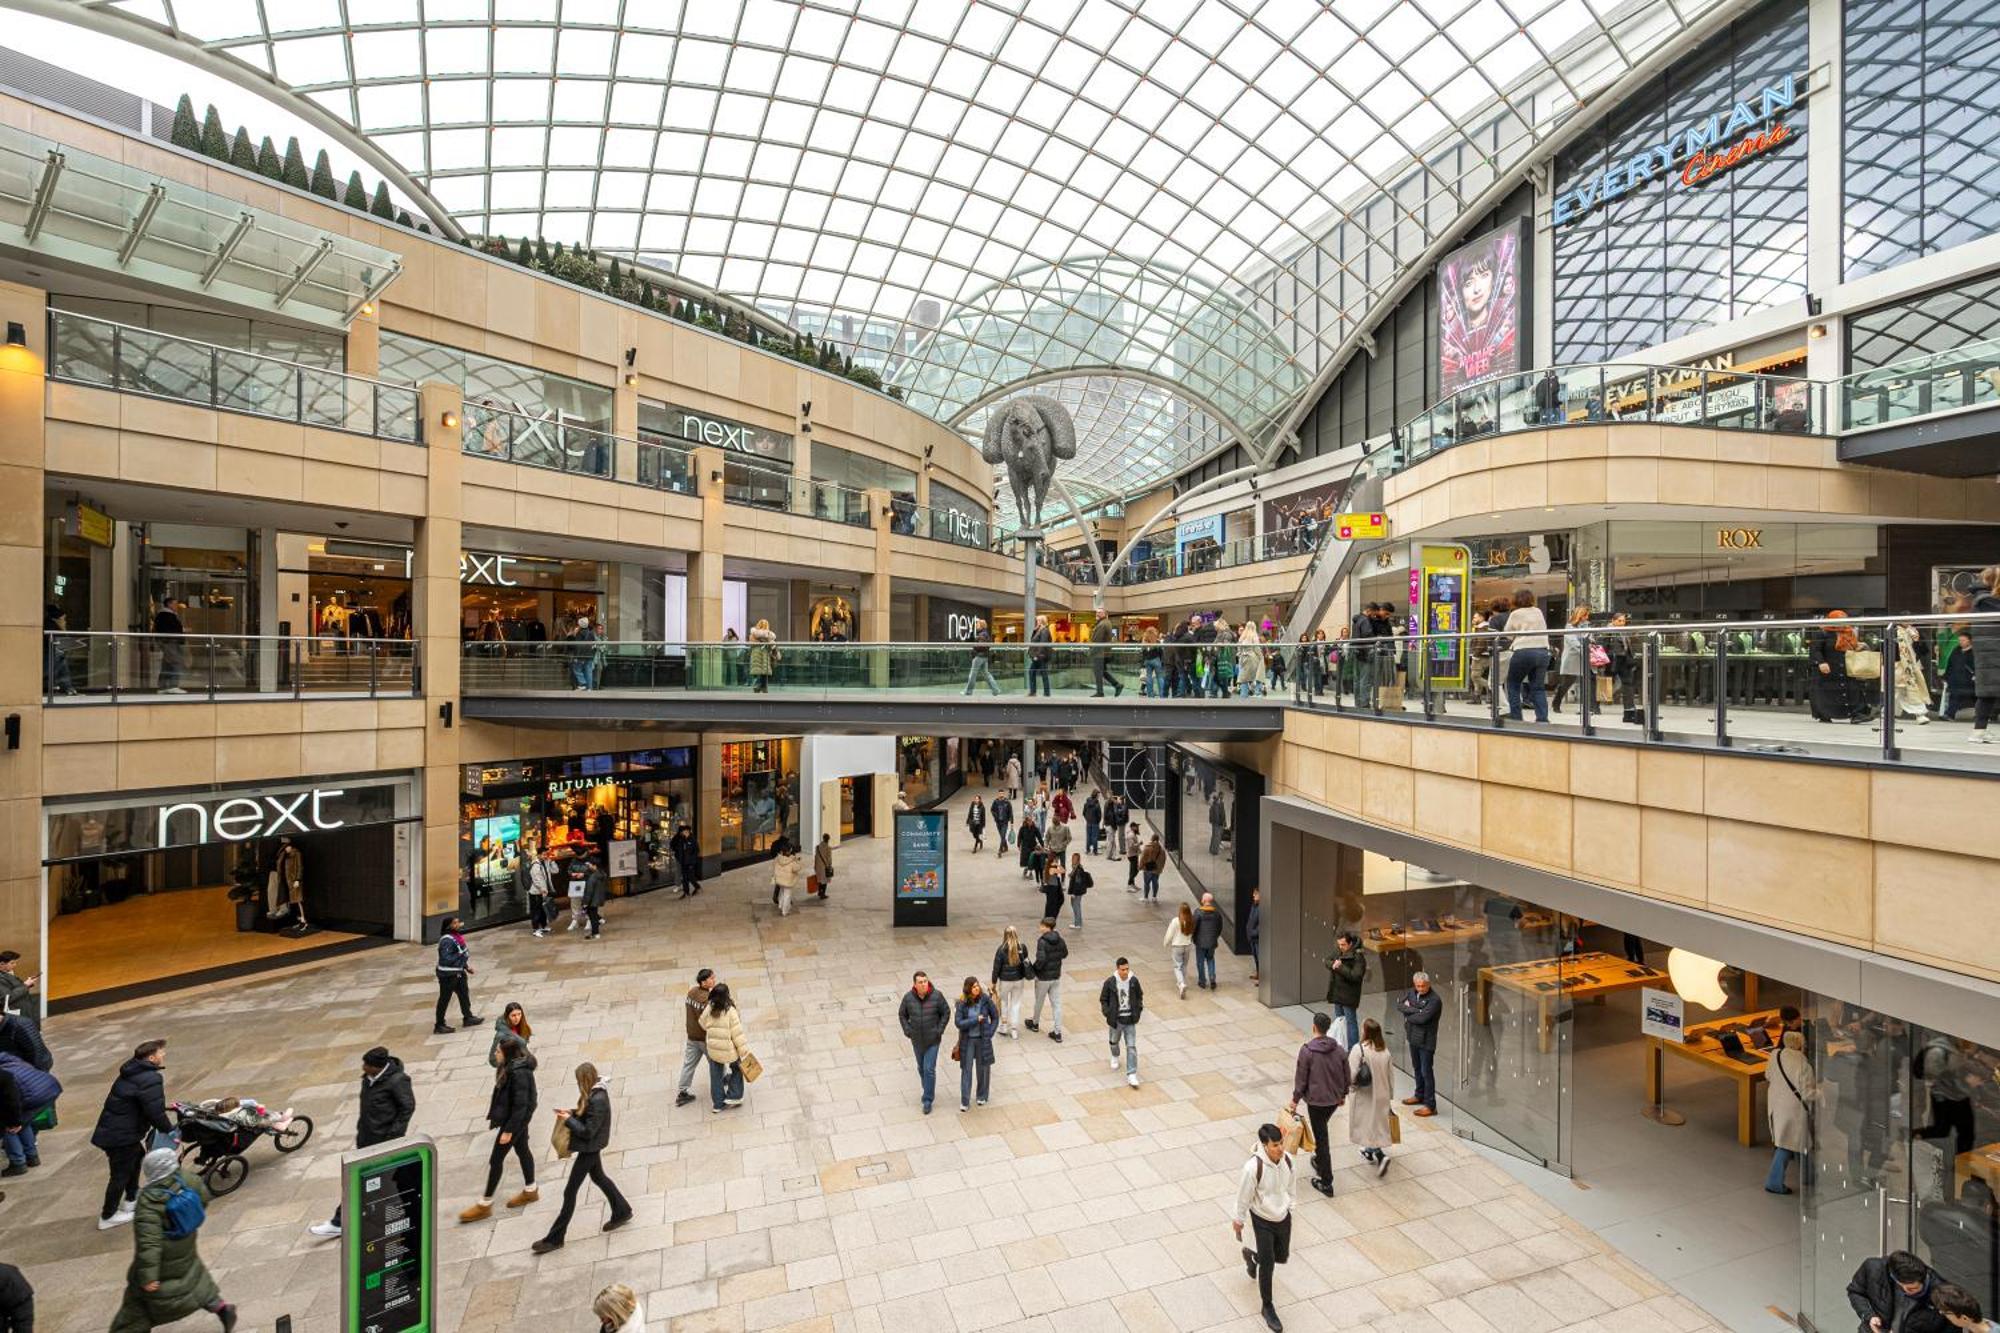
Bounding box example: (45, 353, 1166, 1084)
(1553, 74, 1797, 226)
(1715, 527, 1764, 549)
(159, 788, 347, 846)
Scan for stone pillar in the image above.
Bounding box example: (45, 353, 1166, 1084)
(417, 382, 465, 934)
(0, 282, 46, 974)
(346, 306, 381, 377)
(685, 446, 727, 682)
(700, 738, 724, 866)
(862, 486, 892, 641)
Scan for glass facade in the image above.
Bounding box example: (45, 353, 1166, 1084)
(1849, 273, 2000, 373)
(1552, 2, 1808, 363)
(719, 738, 800, 862)
(381, 330, 613, 431)
(1844, 0, 2000, 279)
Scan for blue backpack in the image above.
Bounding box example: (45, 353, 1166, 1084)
(161, 1177, 207, 1240)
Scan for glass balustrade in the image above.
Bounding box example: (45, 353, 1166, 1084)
(721, 462, 872, 526)
(1837, 336, 2000, 430)
(48, 310, 423, 442)
(43, 632, 419, 700)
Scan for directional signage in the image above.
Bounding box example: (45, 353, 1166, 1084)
(343, 1136, 435, 1333)
(1335, 512, 1388, 541)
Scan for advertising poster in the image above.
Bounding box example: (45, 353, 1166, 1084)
(608, 839, 638, 879)
(1414, 543, 1472, 689)
(892, 810, 949, 927)
(1641, 988, 1686, 1043)
(1437, 219, 1526, 395)
(342, 1136, 436, 1333)
(1260, 478, 1353, 550)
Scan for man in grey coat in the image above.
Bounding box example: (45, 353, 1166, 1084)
(1397, 973, 1442, 1117)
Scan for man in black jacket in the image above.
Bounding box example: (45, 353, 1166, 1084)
(90, 1038, 171, 1228)
(1026, 615, 1054, 696)
(580, 855, 609, 939)
(1324, 933, 1366, 1052)
(310, 1046, 415, 1239)
(897, 971, 951, 1114)
(1026, 919, 1067, 1042)
(0, 1261, 30, 1332)
(1350, 604, 1381, 708)
(1099, 958, 1144, 1087)
(1397, 974, 1442, 1117)
(1848, 1251, 1948, 1333)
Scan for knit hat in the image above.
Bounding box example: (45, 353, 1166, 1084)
(141, 1147, 179, 1187)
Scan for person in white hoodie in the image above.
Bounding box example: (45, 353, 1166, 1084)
(1163, 902, 1195, 998)
(593, 1282, 644, 1332)
(1232, 1123, 1295, 1333)
(770, 838, 802, 917)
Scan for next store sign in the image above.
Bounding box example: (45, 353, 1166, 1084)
(1553, 74, 1798, 226)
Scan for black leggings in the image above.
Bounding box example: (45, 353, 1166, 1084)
(484, 1130, 534, 1197)
(543, 1149, 630, 1243)
(1976, 696, 2000, 729)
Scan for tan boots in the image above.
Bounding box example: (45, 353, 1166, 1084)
(506, 1187, 538, 1208)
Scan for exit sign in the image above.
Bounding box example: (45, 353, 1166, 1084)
(1336, 512, 1388, 540)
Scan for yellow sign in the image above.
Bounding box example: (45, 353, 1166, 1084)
(1335, 511, 1388, 541)
(1416, 543, 1471, 691)
(70, 503, 113, 548)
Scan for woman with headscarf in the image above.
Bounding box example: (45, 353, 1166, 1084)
(1808, 610, 1864, 724)
(532, 1061, 632, 1253)
(110, 1147, 236, 1332)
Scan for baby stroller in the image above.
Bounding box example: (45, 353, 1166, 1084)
(169, 1098, 313, 1195)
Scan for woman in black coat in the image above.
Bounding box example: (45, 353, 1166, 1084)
(462, 1035, 537, 1221)
(1969, 567, 2000, 742)
(533, 1062, 632, 1253)
(1808, 611, 1864, 724)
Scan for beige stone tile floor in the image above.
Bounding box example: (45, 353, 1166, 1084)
(6, 786, 1721, 1333)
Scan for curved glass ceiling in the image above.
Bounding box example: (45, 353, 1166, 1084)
(77, 0, 1726, 507)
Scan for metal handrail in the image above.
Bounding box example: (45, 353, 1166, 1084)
(44, 630, 419, 703)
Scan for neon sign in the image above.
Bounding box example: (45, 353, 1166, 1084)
(1553, 74, 1798, 226)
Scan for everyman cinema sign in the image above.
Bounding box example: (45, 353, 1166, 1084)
(1552, 74, 1798, 226)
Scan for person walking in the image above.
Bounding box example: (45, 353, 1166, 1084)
(1323, 933, 1366, 1052)
(1106, 793, 1130, 862)
(1766, 1029, 1817, 1194)
(966, 796, 987, 852)
(308, 1045, 413, 1238)
(152, 598, 188, 694)
(898, 971, 951, 1115)
(1164, 903, 1195, 997)
(1287, 1013, 1351, 1197)
(963, 617, 1001, 696)
(531, 1062, 633, 1253)
(1026, 918, 1067, 1042)
(487, 1002, 532, 1067)
(1192, 892, 1225, 990)
(1966, 566, 2000, 743)
(699, 983, 749, 1113)
(1026, 614, 1054, 696)
(771, 838, 802, 917)
(1045, 815, 1072, 873)
(1066, 852, 1092, 930)
(93, 1039, 172, 1230)
(1247, 888, 1263, 984)
(108, 1148, 236, 1333)
(432, 917, 481, 1033)
(1348, 1019, 1396, 1177)
(461, 1034, 538, 1223)
(527, 845, 557, 937)
(747, 618, 778, 693)
(813, 833, 835, 902)
(991, 790, 1013, 856)
(1004, 751, 1022, 796)
(953, 978, 999, 1111)
(1397, 972, 1442, 1117)
(1236, 622, 1266, 697)
(674, 969, 715, 1108)
(1233, 1124, 1296, 1333)
(1099, 958, 1144, 1087)
(1017, 812, 1044, 882)
(1082, 789, 1103, 855)
(1501, 588, 1552, 723)
(991, 927, 1031, 1039)
(670, 822, 702, 896)
(1893, 622, 1932, 723)
(1139, 833, 1166, 900)
(580, 853, 609, 938)
(1551, 606, 1591, 712)
(1090, 615, 1125, 696)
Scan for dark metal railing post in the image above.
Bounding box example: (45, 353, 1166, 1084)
(369, 640, 380, 698)
(295, 366, 305, 426)
(1489, 642, 1503, 729)
(1577, 628, 1596, 737)
(293, 637, 304, 700)
(110, 633, 121, 701)
(206, 636, 218, 700)
(1712, 631, 1730, 748)
(1644, 634, 1664, 742)
(1881, 625, 1901, 762)
(209, 347, 219, 408)
(1421, 643, 1436, 721)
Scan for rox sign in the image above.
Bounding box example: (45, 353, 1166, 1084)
(1553, 74, 1798, 226)
(159, 788, 348, 847)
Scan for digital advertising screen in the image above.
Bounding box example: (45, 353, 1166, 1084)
(1437, 219, 1527, 396)
(892, 810, 948, 927)
(343, 1138, 435, 1333)
(1415, 543, 1472, 690)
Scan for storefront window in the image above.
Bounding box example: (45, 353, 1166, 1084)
(899, 736, 937, 807)
(720, 739, 800, 861)
(458, 752, 695, 931)
(461, 554, 607, 646)
(278, 536, 413, 642)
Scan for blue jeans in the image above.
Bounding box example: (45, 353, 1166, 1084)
(707, 1057, 744, 1110)
(1110, 1023, 1138, 1075)
(997, 821, 1012, 850)
(3, 1119, 36, 1165)
(914, 1042, 939, 1109)
(1142, 661, 1164, 696)
(1506, 648, 1550, 721)
(1070, 893, 1084, 927)
(964, 658, 1000, 695)
(1141, 870, 1159, 899)
(1086, 823, 1100, 854)
(1194, 946, 1216, 987)
(1410, 1045, 1437, 1109)
(570, 655, 600, 689)
(1766, 1146, 1797, 1192)
(960, 1054, 990, 1107)
(1026, 661, 1051, 696)
(1332, 1004, 1359, 1052)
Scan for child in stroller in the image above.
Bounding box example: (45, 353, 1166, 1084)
(171, 1097, 313, 1194)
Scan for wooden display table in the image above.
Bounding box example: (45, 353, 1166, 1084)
(1363, 911, 1556, 955)
(1476, 951, 1668, 1053)
(1955, 1143, 2000, 1197)
(1643, 1008, 1783, 1147)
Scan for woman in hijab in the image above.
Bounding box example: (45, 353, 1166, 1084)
(1808, 610, 1864, 723)
(110, 1147, 236, 1332)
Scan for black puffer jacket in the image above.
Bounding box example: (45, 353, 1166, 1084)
(486, 1052, 538, 1138)
(1033, 929, 1068, 979)
(563, 1085, 613, 1155)
(991, 941, 1032, 985)
(898, 986, 951, 1049)
(356, 1057, 415, 1148)
(91, 1056, 171, 1150)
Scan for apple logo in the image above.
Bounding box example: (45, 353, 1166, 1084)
(1668, 947, 1728, 1011)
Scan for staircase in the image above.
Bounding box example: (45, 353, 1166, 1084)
(1280, 464, 1385, 644)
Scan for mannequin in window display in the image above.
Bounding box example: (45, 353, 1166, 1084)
(265, 836, 308, 934)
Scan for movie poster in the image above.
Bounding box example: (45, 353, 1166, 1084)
(1260, 478, 1354, 554)
(1437, 220, 1526, 396)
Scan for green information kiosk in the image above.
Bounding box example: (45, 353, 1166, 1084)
(341, 1134, 436, 1333)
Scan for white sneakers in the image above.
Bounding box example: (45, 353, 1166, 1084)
(308, 1221, 341, 1239)
(1128, 1073, 1140, 1088)
(1969, 731, 1992, 745)
(98, 1208, 134, 1230)
(1111, 1051, 1121, 1071)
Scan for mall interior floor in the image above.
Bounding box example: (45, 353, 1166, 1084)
(12, 786, 1717, 1333)
(46, 882, 365, 1001)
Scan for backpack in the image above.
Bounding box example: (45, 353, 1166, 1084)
(161, 1176, 207, 1240)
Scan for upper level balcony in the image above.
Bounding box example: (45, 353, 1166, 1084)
(1834, 336, 2000, 476)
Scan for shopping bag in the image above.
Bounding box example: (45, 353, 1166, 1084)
(807, 874, 820, 896)
(1387, 1110, 1402, 1145)
(739, 1050, 764, 1083)
(1278, 1106, 1314, 1156)
(1845, 649, 1882, 681)
(551, 1116, 573, 1160)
